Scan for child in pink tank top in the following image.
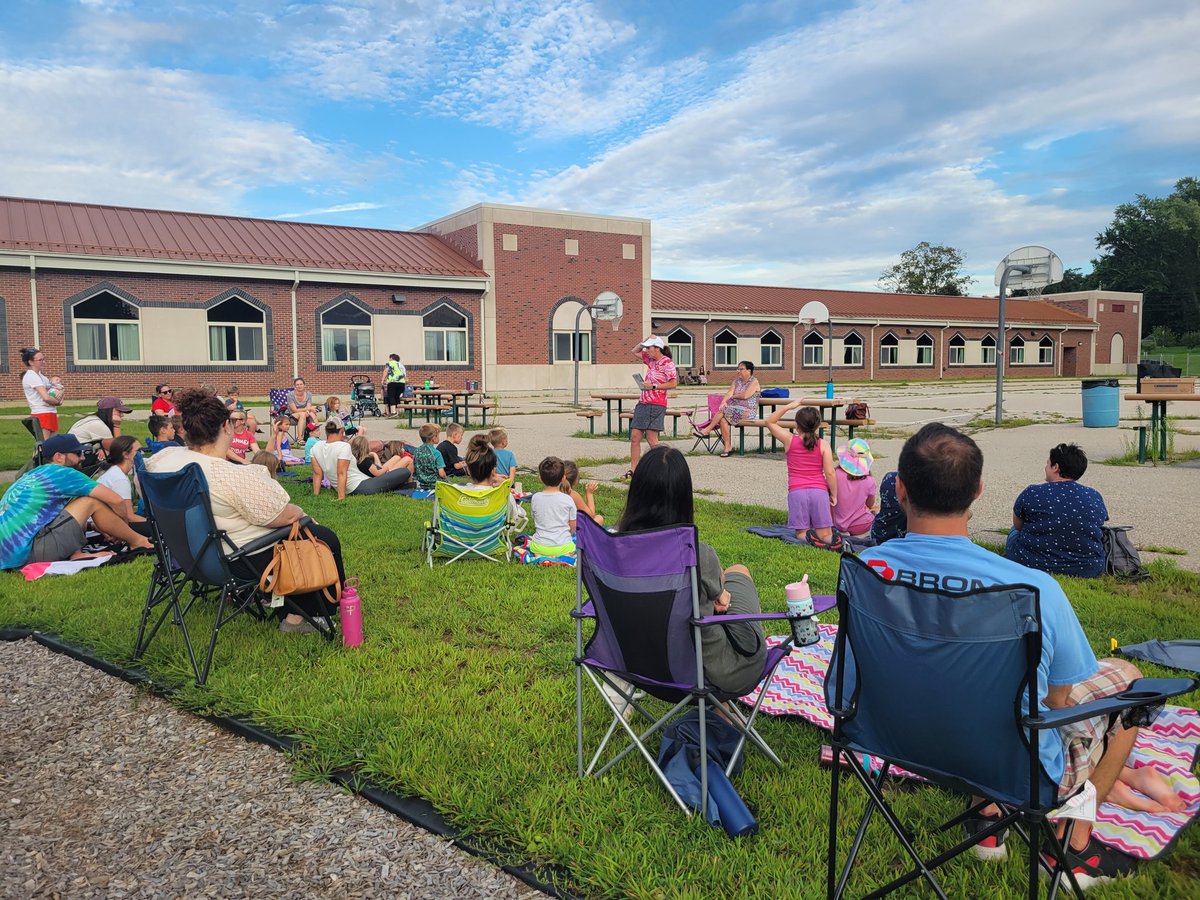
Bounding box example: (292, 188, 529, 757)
(766, 402, 837, 544)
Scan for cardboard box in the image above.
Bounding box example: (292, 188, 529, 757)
(1141, 377, 1197, 395)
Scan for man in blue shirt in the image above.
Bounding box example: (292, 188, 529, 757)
(0, 434, 152, 569)
(862, 424, 1143, 888)
(1006, 443, 1108, 577)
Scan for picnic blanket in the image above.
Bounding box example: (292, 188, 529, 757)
(512, 535, 575, 567)
(743, 525, 874, 553)
(742, 625, 1200, 860)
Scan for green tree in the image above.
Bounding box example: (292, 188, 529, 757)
(878, 242, 973, 295)
(1013, 266, 1098, 296)
(1091, 177, 1200, 334)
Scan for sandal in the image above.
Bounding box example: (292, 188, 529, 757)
(622, 469, 634, 479)
(719, 450, 731, 458)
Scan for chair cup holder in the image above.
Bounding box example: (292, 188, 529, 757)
(1117, 690, 1162, 701)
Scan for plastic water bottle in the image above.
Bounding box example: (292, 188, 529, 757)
(341, 578, 363, 647)
(785, 575, 820, 646)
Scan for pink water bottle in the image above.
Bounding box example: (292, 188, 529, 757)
(785, 575, 819, 646)
(340, 578, 363, 647)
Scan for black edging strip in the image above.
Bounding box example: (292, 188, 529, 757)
(1, 628, 574, 900)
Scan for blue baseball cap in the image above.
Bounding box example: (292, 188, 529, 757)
(42, 434, 87, 457)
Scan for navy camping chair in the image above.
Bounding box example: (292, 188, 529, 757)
(824, 553, 1195, 899)
(132, 458, 334, 685)
(573, 514, 795, 816)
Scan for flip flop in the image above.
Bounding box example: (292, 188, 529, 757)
(622, 469, 634, 479)
(720, 450, 731, 458)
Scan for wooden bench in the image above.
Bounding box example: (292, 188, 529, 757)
(619, 408, 687, 437)
(833, 418, 876, 443)
(575, 410, 603, 434)
(404, 404, 451, 427)
(732, 418, 877, 454)
(456, 400, 496, 427)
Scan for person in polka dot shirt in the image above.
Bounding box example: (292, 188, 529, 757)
(1005, 443, 1108, 577)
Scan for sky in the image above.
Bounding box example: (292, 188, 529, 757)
(1, 0, 1197, 293)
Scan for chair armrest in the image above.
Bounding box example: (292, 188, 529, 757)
(232, 516, 314, 558)
(695, 611, 793, 626)
(1024, 677, 1196, 730)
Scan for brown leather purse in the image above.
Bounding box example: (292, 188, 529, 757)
(258, 521, 342, 604)
(844, 401, 870, 421)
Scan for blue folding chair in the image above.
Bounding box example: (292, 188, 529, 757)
(132, 458, 334, 685)
(573, 514, 795, 816)
(824, 553, 1195, 899)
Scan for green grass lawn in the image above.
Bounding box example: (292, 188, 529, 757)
(2, 476, 1198, 898)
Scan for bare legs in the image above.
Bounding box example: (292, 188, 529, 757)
(64, 496, 154, 554)
(629, 427, 660, 473)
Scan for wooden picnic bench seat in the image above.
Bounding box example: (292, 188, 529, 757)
(576, 410, 603, 434)
(403, 403, 451, 426)
(732, 417, 876, 454)
(618, 408, 687, 437)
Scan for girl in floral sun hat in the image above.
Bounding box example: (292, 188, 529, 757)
(832, 438, 877, 539)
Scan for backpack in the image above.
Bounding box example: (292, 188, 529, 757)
(844, 401, 870, 421)
(1102, 525, 1150, 581)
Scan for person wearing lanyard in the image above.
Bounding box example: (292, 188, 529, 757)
(383, 353, 407, 416)
(626, 336, 678, 478)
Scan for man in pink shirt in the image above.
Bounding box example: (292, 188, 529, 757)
(627, 336, 678, 477)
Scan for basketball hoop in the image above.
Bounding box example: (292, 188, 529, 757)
(573, 291, 624, 405)
(993, 246, 1064, 424)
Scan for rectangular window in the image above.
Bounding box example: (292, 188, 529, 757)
(76, 321, 140, 363)
(1010, 344, 1025, 365)
(1039, 343, 1054, 364)
(668, 342, 693, 368)
(425, 328, 469, 363)
(803, 344, 823, 367)
(761, 343, 782, 367)
(209, 324, 265, 363)
(842, 345, 863, 366)
(322, 326, 373, 363)
(948, 345, 965, 365)
(916, 344, 933, 365)
(714, 344, 738, 367)
(1111, 304, 1125, 312)
(880, 345, 898, 366)
(981, 344, 996, 365)
(554, 331, 591, 362)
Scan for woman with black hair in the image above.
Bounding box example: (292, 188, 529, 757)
(69, 397, 130, 454)
(21, 347, 65, 437)
(617, 446, 767, 694)
(95, 435, 146, 526)
(146, 388, 343, 634)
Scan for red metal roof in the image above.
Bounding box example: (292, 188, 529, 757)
(652, 280, 1095, 326)
(0, 196, 487, 278)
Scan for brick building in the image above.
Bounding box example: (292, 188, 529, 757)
(0, 196, 1141, 401)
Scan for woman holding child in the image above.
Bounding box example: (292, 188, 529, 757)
(145, 388, 343, 634)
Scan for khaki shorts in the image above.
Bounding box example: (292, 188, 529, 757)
(1057, 658, 1138, 796)
(27, 508, 86, 564)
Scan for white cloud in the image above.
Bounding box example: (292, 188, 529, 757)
(0, 63, 339, 212)
(276, 201, 385, 219)
(519, 0, 1200, 290)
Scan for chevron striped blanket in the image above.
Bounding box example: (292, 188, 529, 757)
(742, 626, 1200, 860)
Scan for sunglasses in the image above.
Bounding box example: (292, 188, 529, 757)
(230, 416, 246, 422)
(161, 389, 173, 394)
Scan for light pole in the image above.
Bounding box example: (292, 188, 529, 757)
(798, 300, 834, 397)
(573, 291, 624, 406)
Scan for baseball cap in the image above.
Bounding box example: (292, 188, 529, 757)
(639, 336, 665, 349)
(42, 434, 87, 457)
(97, 396, 133, 413)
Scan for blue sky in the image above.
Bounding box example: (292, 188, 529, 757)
(1, 0, 1196, 292)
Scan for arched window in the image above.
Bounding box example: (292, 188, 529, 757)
(423, 303, 468, 363)
(208, 296, 265, 363)
(980, 334, 996, 365)
(713, 329, 738, 368)
(760, 330, 782, 367)
(948, 333, 966, 366)
(321, 299, 373, 363)
(1038, 335, 1055, 365)
(73, 291, 141, 363)
(915, 332, 934, 366)
(879, 332, 898, 366)
(803, 330, 824, 367)
(842, 332, 863, 366)
(1009, 335, 1026, 365)
(667, 328, 693, 368)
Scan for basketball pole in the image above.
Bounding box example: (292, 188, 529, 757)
(995, 264, 1031, 425)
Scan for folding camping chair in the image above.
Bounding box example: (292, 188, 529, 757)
(269, 387, 302, 440)
(423, 479, 515, 567)
(132, 458, 335, 685)
(824, 553, 1195, 900)
(685, 393, 725, 455)
(573, 515, 795, 816)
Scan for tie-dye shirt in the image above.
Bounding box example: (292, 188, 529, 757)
(0, 464, 96, 569)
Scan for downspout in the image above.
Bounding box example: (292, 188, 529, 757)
(28, 255, 39, 347)
(290, 271, 300, 379)
(791, 321, 798, 382)
(939, 325, 946, 379)
(702, 315, 712, 371)
(479, 287, 488, 393)
(1054, 326, 1067, 377)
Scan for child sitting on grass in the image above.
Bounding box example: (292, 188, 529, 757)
(489, 427, 517, 483)
(831, 438, 877, 539)
(562, 459, 603, 525)
(250, 449, 279, 480)
(412, 423, 447, 490)
(437, 421, 468, 476)
(146, 414, 182, 454)
(529, 456, 577, 557)
(462, 435, 527, 529)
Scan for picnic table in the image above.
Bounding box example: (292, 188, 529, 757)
(755, 397, 854, 451)
(590, 393, 641, 435)
(1124, 393, 1200, 462)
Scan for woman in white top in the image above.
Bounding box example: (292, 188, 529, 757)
(310, 419, 411, 498)
(146, 388, 343, 634)
(95, 435, 146, 525)
(21, 347, 64, 437)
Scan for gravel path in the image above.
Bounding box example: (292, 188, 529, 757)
(0, 639, 544, 900)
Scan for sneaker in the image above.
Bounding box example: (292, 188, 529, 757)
(1040, 835, 1138, 889)
(279, 616, 329, 635)
(964, 811, 1008, 862)
(805, 529, 844, 551)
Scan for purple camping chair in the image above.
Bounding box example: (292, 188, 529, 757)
(573, 515, 795, 816)
(685, 393, 725, 455)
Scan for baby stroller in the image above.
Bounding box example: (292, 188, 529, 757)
(350, 374, 383, 418)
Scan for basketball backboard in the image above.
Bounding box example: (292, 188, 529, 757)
(993, 246, 1064, 294)
(798, 300, 829, 325)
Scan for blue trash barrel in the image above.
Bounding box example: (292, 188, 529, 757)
(1081, 378, 1120, 427)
